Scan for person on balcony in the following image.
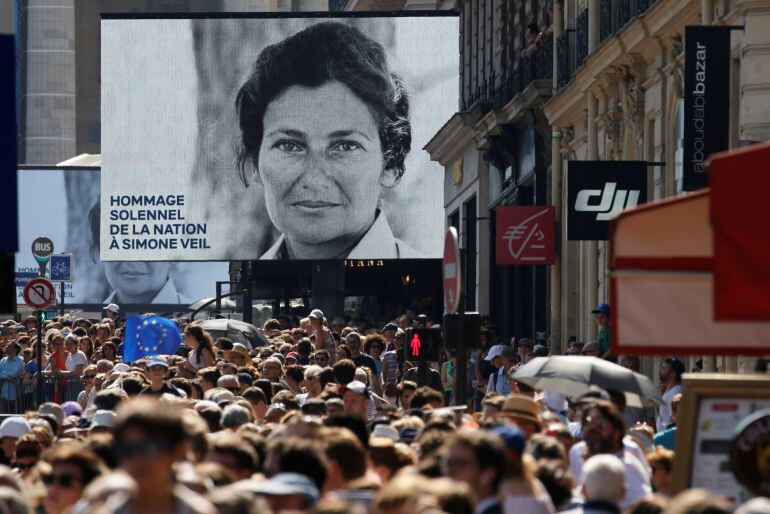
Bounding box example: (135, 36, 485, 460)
(521, 9, 555, 59)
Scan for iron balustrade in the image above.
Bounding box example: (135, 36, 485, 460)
(576, 10, 589, 68)
(601, 0, 614, 42)
(557, 32, 571, 89)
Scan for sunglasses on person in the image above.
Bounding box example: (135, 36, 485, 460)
(42, 473, 82, 488)
(115, 438, 174, 459)
(84, 374, 96, 380)
(224, 386, 241, 393)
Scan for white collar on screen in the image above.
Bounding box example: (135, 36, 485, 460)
(259, 213, 421, 260)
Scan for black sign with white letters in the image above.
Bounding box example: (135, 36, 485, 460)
(683, 25, 731, 192)
(567, 161, 648, 240)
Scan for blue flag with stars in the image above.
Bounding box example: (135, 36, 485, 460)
(123, 315, 182, 363)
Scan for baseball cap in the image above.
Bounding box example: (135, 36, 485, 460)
(372, 424, 400, 442)
(381, 322, 398, 333)
(253, 473, 320, 502)
(114, 363, 131, 373)
(308, 309, 324, 321)
(591, 303, 610, 314)
(490, 425, 526, 454)
(346, 380, 369, 396)
(0, 417, 30, 439)
(104, 303, 120, 314)
(147, 356, 169, 369)
(91, 410, 117, 429)
(485, 345, 506, 361)
(61, 401, 83, 418)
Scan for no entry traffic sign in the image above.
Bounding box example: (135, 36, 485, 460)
(443, 227, 461, 313)
(23, 278, 56, 310)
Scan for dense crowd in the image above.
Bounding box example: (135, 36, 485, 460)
(0, 304, 764, 514)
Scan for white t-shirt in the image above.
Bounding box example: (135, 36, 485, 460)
(66, 351, 89, 372)
(657, 384, 682, 432)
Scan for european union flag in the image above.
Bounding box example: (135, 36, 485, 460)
(123, 315, 182, 363)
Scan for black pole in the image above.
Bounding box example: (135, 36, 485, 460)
(59, 282, 64, 316)
(216, 282, 222, 313)
(456, 303, 467, 406)
(418, 360, 427, 389)
(36, 309, 43, 406)
(243, 262, 254, 325)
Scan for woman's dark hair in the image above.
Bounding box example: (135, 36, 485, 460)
(186, 325, 215, 362)
(45, 441, 106, 486)
(236, 21, 411, 184)
(101, 341, 117, 360)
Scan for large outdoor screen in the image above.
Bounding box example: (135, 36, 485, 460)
(100, 13, 459, 261)
(16, 168, 228, 309)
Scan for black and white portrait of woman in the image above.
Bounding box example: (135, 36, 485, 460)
(236, 22, 418, 260)
(100, 14, 458, 262)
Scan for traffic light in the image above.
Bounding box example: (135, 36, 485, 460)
(443, 312, 482, 349)
(405, 327, 442, 362)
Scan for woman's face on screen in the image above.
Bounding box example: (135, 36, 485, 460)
(104, 262, 171, 301)
(258, 80, 385, 247)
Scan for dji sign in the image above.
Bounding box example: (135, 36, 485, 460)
(568, 161, 648, 240)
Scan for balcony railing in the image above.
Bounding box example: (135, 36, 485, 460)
(618, 0, 633, 28)
(557, 32, 571, 90)
(461, 42, 554, 111)
(600, 0, 614, 42)
(575, 9, 589, 68)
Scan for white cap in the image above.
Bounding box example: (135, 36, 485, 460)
(147, 355, 169, 368)
(308, 309, 324, 321)
(485, 345, 506, 361)
(113, 363, 131, 373)
(91, 410, 117, 428)
(372, 424, 400, 441)
(0, 417, 30, 439)
(104, 303, 120, 313)
(346, 380, 369, 396)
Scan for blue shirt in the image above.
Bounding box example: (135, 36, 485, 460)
(0, 355, 25, 400)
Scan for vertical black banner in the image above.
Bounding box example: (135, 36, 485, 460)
(683, 26, 731, 192)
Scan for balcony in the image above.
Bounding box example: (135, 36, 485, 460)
(461, 40, 553, 111)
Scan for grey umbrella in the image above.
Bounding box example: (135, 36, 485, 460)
(512, 356, 662, 407)
(188, 297, 236, 311)
(197, 319, 269, 349)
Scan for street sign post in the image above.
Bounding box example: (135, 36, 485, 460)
(443, 228, 461, 314)
(24, 276, 55, 407)
(50, 254, 73, 316)
(23, 277, 55, 310)
(443, 227, 467, 406)
(31, 237, 53, 276)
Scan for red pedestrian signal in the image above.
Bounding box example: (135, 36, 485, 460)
(411, 333, 422, 356)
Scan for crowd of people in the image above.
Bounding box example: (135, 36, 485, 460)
(0, 303, 762, 514)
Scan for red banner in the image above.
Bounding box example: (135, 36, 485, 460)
(496, 206, 555, 265)
(710, 141, 770, 321)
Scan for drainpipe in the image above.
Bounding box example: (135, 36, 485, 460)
(586, 91, 599, 340)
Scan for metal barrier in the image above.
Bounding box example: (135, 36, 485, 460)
(0, 376, 85, 414)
